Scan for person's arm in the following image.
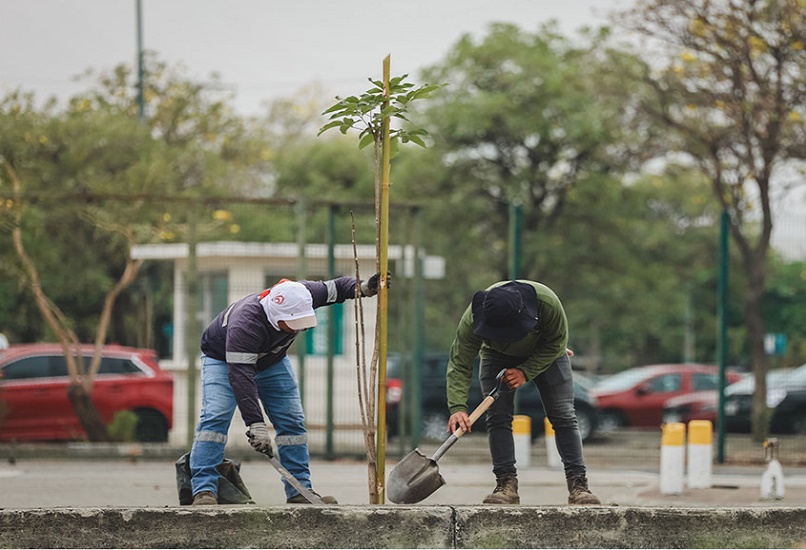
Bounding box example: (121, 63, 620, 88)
(302, 273, 388, 308)
(446, 305, 482, 414)
(518, 299, 568, 379)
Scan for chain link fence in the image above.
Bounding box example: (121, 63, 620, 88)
(2, 193, 805, 468)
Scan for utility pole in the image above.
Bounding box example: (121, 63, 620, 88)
(135, 0, 145, 122)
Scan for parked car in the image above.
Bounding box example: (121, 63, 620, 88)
(662, 390, 725, 426)
(723, 364, 806, 434)
(591, 363, 743, 431)
(662, 371, 752, 426)
(386, 353, 599, 442)
(0, 343, 174, 442)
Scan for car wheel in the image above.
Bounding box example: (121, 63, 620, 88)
(134, 409, 169, 442)
(790, 413, 806, 435)
(576, 408, 594, 442)
(597, 411, 624, 434)
(420, 413, 449, 441)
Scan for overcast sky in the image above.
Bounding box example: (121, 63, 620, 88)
(1, 0, 803, 253)
(0, 0, 627, 114)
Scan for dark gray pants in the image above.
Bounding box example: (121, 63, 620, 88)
(479, 353, 586, 480)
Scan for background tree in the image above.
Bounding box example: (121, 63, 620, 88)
(612, 0, 806, 439)
(763, 259, 806, 366)
(546, 164, 748, 371)
(0, 92, 160, 440)
(0, 55, 268, 440)
(400, 23, 639, 326)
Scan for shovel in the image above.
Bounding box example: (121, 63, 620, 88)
(260, 448, 326, 505)
(387, 369, 512, 504)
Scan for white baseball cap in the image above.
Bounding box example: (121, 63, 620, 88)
(266, 281, 317, 331)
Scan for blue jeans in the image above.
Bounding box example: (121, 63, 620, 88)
(190, 355, 312, 500)
(480, 353, 587, 480)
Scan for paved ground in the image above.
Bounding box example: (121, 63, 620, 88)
(1, 452, 804, 509)
(1, 429, 803, 509)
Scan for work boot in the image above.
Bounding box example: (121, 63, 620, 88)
(286, 491, 338, 504)
(482, 475, 520, 505)
(191, 491, 218, 506)
(567, 476, 601, 505)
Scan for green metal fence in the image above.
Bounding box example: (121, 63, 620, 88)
(1, 193, 804, 467)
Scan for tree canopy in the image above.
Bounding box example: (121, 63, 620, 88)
(611, 0, 806, 437)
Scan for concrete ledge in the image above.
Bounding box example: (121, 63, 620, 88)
(2, 506, 806, 549)
(0, 507, 454, 549)
(456, 507, 806, 549)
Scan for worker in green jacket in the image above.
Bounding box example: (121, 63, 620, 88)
(446, 280, 601, 505)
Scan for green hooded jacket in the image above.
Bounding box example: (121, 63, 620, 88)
(446, 280, 568, 415)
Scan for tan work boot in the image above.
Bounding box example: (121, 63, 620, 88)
(482, 475, 520, 504)
(191, 491, 218, 506)
(286, 491, 338, 504)
(567, 475, 601, 505)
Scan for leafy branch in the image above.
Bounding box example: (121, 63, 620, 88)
(318, 75, 444, 153)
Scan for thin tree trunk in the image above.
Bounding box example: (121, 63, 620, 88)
(744, 250, 769, 442)
(67, 382, 110, 442)
(6, 162, 110, 441)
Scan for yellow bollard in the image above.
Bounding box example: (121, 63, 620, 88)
(513, 415, 531, 468)
(543, 417, 562, 469)
(687, 420, 712, 489)
(660, 422, 685, 495)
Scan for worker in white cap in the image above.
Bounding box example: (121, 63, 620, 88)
(190, 273, 387, 505)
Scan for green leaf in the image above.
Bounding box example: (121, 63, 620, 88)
(358, 132, 375, 150)
(322, 103, 347, 115)
(407, 134, 427, 147)
(317, 120, 342, 136)
(389, 75, 410, 87)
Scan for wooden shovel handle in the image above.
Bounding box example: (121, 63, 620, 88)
(463, 395, 495, 434)
(431, 394, 496, 462)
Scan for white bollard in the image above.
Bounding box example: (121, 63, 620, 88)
(660, 422, 685, 495)
(761, 459, 785, 500)
(761, 438, 785, 500)
(513, 415, 531, 468)
(687, 420, 713, 489)
(543, 417, 562, 470)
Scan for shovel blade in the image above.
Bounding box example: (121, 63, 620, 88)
(387, 448, 446, 504)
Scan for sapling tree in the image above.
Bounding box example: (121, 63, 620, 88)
(319, 61, 442, 503)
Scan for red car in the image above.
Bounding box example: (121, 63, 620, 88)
(662, 390, 724, 426)
(0, 343, 173, 442)
(591, 363, 743, 430)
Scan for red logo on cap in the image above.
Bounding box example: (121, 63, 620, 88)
(272, 295, 285, 304)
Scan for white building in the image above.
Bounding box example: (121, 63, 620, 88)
(130, 241, 444, 450)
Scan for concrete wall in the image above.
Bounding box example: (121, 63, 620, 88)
(2, 506, 805, 549)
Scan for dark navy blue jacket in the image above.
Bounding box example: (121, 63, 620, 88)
(200, 276, 359, 426)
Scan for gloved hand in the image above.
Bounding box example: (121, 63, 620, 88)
(246, 422, 273, 456)
(360, 272, 392, 297)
